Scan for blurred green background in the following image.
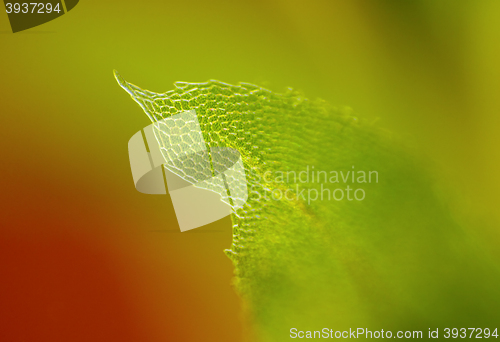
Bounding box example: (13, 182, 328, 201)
(1, 1, 499, 341)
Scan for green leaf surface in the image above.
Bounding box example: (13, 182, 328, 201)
(115, 71, 500, 341)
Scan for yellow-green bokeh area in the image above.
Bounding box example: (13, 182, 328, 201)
(1, 1, 499, 341)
